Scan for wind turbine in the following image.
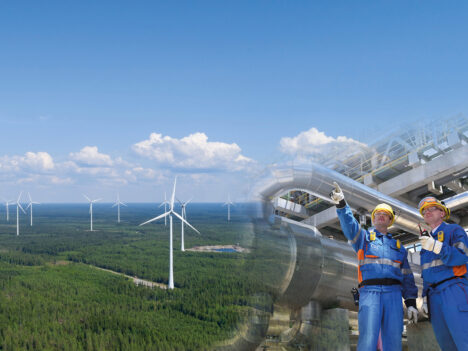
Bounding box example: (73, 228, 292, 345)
(159, 192, 169, 226)
(83, 195, 101, 231)
(112, 193, 127, 223)
(139, 178, 200, 289)
(26, 192, 40, 226)
(223, 194, 234, 222)
(16, 192, 26, 236)
(178, 198, 192, 252)
(3, 198, 13, 222)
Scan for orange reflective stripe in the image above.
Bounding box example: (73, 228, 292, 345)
(365, 254, 379, 258)
(357, 249, 364, 283)
(393, 260, 402, 264)
(453, 265, 467, 277)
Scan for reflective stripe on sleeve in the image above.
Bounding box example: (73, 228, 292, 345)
(401, 268, 413, 275)
(422, 259, 444, 270)
(350, 225, 362, 245)
(454, 242, 468, 255)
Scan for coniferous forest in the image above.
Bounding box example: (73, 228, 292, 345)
(0, 203, 272, 350)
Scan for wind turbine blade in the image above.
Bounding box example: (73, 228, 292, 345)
(28, 192, 32, 203)
(93, 198, 102, 202)
(83, 194, 91, 202)
(170, 177, 177, 210)
(26, 203, 32, 210)
(17, 192, 23, 203)
(121, 202, 127, 207)
(18, 203, 26, 214)
(139, 211, 170, 226)
(172, 211, 200, 234)
(186, 198, 192, 206)
(112, 203, 117, 208)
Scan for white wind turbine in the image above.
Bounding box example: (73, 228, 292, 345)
(178, 198, 193, 252)
(3, 198, 13, 222)
(159, 192, 169, 226)
(139, 178, 200, 289)
(26, 192, 40, 226)
(16, 192, 26, 236)
(223, 194, 234, 222)
(83, 195, 101, 231)
(112, 193, 127, 223)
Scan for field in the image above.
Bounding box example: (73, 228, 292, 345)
(0, 203, 268, 350)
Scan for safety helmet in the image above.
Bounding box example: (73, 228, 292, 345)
(371, 203, 395, 226)
(418, 196, 450, 220)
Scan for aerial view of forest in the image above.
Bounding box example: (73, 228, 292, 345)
(0, 203, 273, 350)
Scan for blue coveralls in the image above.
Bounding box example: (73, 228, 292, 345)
(420, 222, 468, 351)
(337, 204, 417, 351)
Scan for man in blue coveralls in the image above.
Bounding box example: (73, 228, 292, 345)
(418, 196, 468, 351)
(330, 182, 418, 351)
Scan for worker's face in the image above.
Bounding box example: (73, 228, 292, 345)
(373, 211, 392, 227)
(422, 206, 445, 224)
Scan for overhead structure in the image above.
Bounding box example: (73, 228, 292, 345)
(26, 192, 40, 226)
(159, 192, 168, 226)
(140, 178, 200, 289)
(83, 195, 101, 231)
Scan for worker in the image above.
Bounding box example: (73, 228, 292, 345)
(418, 196, 468, 350)
(330, 182, 418, 351)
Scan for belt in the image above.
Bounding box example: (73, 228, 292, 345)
(429, 276, 466, 290)
(359, 278, 401, 288)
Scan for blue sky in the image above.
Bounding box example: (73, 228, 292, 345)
(1, 1, 467, 202)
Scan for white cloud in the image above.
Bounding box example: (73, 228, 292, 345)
(279, 128, 370, 164)
(132, 132, 254, 171)
(0, 151, 55, 173)
(69, 146, 113, 166)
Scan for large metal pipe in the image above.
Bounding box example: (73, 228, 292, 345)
(445, 190, 468, 211)
(254, 163, 424, 235)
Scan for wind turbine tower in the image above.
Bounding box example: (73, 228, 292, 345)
(112, 193, 127, 223)
(26, 192, 40, 226)
(223, 194, 234, 222)
(3, 198, 13, 222)
(159, 192, 169, 226)
(140, 178, 199, 289)
(16, 192, 26, 236)
(179, 198, 192, 252)
(83, 195, 101, 231)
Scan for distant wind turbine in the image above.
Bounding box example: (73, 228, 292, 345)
(3, 198, 13, 222)
(159, 192, 169, 226)
(83, 195, 101, 231)
(223, 194, 234, 222)
(16, 192, 26, 236)
(26, 192, 40, 226)
(178, 198, 192, 252)
(112, 193, 127, 223)
(140, 178, 200, 289)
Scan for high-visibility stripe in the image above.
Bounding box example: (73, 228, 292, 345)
(365, 254, 379, 258)
(454, 242, 468, 255)
(358, 257, 402, 269)
(422, 259, 444, 270)
(357, 249, 364, 283)
(401, 268, 413, 275)
(350, 225, 361, 244)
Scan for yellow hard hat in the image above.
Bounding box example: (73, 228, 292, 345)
(418, 196, 450, 220)
(371, 203, 395, 226)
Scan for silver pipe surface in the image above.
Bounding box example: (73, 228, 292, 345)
(255, 163, 423, 235)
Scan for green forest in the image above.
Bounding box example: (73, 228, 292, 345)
(0, 203, 274, 350)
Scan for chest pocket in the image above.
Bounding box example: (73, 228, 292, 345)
(389, 242, 404, 263)
(366, 239, 382, 258)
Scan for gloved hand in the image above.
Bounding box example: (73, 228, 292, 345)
(422, 296, 428, 315)
(420, 236, 443, 254)
(407, 306, 419, 324)
(330, 182, 345, 204)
